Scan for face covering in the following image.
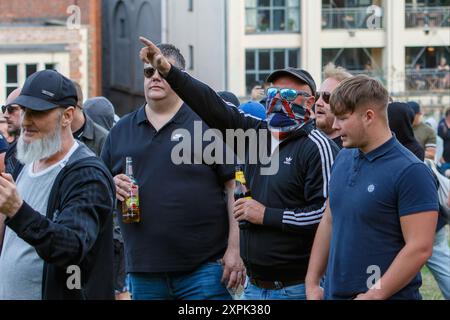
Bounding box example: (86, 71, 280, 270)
(266, 97, 311, 134)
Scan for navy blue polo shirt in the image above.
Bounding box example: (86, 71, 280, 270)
(101, 104, 234, 273)
(324, 136, 438, 300)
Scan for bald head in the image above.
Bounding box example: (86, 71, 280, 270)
(5, 87, 21, 106)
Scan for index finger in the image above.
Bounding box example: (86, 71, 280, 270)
(139, 36, 156, 48)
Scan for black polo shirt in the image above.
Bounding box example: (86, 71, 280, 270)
(101, 104, 234, 273)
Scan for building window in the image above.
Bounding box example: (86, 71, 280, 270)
(245, 48, 300, 93)
(6, 64, 18, 97)
(245, 0, 300, 33)
(189, 45, 194, 70)
(188, 0, 194, 12)
(405, 46, 450, 91)
(322, 48, 386, 83)
(405, 0, 450, 28)
(45, 63, 56, 70)
(26, 64, 38, 77)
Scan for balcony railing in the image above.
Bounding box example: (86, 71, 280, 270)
(405, 68, 450, 91)
(347, 69, 387, 85)
(405, 6, 450, 28)
(322, 7, 383, 29)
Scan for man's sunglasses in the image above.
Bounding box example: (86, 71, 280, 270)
(266, 87, 312, 102)
(1, 104, 20, 114)
(315, 91, 332, 104)
(144, 67, 157, 78)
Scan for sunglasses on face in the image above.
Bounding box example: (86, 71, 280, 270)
(315, 91, 332, 104)
(144, 67, 157, 78)
(1, 105, 20, 114)
(266, 87, 312, 102)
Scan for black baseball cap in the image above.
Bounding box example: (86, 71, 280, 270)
(11, 69, 77, 111)
(266, 68, 316, 95)
(407, 101, 421, 115)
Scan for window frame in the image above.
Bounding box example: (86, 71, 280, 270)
(245, 0, 301, 34)
(245, 48, 300, 94)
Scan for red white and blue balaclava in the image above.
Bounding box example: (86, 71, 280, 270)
(266, 96, 311, 134)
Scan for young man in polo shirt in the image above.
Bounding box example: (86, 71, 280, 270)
(101, 44, 244, 300)
(306, 75, 439, 300)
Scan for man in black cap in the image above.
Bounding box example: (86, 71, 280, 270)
(139, 37, 339, 300)
(0, 69, 115, 300)
(70, 81, 109, 157)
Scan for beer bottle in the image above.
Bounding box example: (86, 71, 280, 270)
(122, 157, 141, 223)
(234, 165, 251, 229)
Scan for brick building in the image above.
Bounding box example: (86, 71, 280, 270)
(0, 0, 102, 104)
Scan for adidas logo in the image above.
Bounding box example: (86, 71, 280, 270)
(284, 157, 293, 165)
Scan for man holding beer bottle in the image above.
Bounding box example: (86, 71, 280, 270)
(101, 44, 244, 300)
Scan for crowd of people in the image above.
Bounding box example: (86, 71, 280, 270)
(0, 36, 448, 300)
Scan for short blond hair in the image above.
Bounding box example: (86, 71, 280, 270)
(323, 63, 353, 82)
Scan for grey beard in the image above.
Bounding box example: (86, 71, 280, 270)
(16, 123, 63, 165)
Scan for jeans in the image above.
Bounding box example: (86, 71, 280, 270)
(240, 277, 306, 300)
(128, 261, 232, 300)
(426, 226, 450, 300)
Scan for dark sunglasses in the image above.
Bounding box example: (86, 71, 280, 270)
(1, 104, 20, 114)
(144, 67, 157, 78)
(315, 91, 332, 104)
(266, 87, 312, 102)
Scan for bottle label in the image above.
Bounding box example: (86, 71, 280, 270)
(235, 171, 246, 183)
(126, 185, 140, 209)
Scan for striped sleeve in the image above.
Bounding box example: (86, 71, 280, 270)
(263, 130, 338, 232)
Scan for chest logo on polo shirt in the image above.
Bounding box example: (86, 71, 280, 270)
(284, 157, 293, 165)
(368, 184, 375, 193)
(171, 133, 184, 141)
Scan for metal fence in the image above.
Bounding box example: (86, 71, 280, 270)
(322, 7, 383, 29)
(405, 68, 450, 91)
(405, 6, 450, 28)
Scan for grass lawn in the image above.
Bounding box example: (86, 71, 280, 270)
(420, 265, 444, 300)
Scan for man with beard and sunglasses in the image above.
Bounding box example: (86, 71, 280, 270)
(0, 70, 115, 300)
(139, 37, 339, 300)
(314, 63, 352, 149)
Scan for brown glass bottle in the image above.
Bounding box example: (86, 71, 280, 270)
(234, 165, 251, 229)
(121, 157, 141, 223)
